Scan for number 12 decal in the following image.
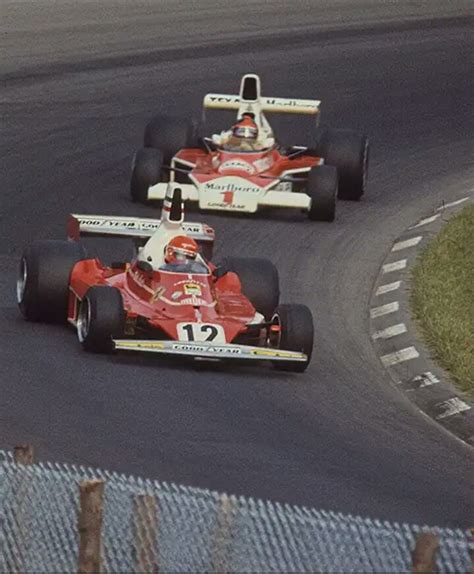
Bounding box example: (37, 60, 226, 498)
(177, 323, 225, 343)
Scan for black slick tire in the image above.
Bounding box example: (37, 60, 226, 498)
(144, 115, 198, 165)
(17, 240, 87, 323)
(130, 147, 163, 203)
(317, 129, 369, 201)
(219, 257, 279, 320)
(272, 304, 314, 372)
(306, 165, 337, 222)
(77, 286, 125, 353)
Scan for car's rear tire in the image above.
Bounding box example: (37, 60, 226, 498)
(144, 115, 199, 164)
(77, 286, 125, 353)
(317, 129, 369, 201)
(306, 165, 337, 222)
(130, 147, 163, 203)
(271, 304, 314, 372)
(17, 240, 88, 323)
(219, 257, 279, 320)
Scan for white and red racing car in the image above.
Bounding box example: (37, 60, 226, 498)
(130, 74, 369, 222)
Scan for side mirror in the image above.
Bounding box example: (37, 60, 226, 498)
(136, 260, 154, 275)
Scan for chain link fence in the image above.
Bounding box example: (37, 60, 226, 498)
(0, 448, 471, 573)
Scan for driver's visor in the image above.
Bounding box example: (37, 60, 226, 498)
(233, 126, 258, 139)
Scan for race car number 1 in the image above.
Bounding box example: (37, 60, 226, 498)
(177, 322, 225, 343)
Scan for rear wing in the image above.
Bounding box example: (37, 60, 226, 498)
(203, 73, 320, 116)
(203, 94, 320, 115)
(67, 214, 215, 243)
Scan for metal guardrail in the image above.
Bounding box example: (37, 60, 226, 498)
(0, 448, 472, 573)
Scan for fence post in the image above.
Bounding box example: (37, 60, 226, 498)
(11, 444, 34, 574)
(468, 528, 474, 574)
(78, 479, 105, 574)
(412, 532, 439, 573)
(211, 494, 235, 573)
(132, 494, 159, 573)
(13, 444, 34, 465)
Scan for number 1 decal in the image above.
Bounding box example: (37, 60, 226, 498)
(221, 191, 234, 205)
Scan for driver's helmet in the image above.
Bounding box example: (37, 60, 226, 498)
(164, 235, 199, 265)
(232, 114, 258, 143)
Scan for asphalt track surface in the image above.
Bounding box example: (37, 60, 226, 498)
(1, 1, 473, 527)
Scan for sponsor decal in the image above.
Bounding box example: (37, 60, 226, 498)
(171, 291, 182, 300)
(251, 349, 303, 358)
(174, 278, 207, 287)
(218, 160, 255, 174)
(275, 181, 292, 193)
(180, 296, 211, 306)
(207, 201, 247, 210)
(77, 217, 205, 236)
(129, 268, 148, 288)
(172, 343, 241, 355)
(79, 218, 161, 232)
(264, 98, 316, 110)
(204, 179, 262, 195)
(116, 341, 165, 349)
(183, 223, 204, 234)
(184, 283, 202, 296)
(209, 95, 240, 104)
(150, 286, 165, 303)
(253, 156, 274, 172)
(160, 294, 215, 307)
(266, 98, 298, 107)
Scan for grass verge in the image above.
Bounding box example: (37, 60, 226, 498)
(410, 203, 474, 398)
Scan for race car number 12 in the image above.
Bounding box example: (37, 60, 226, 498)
(177, 323, 225, 343)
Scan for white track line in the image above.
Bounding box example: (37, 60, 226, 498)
(411, 371, 440, 388)
(391, 236, 422, 252)
(376, 281, 401, 296)
(372, 323, 407, 340)
(436, 397, 471, 419)
(381, 347, 419, 367)
(410, 214, 440, 228)
(382, 259, 407, 274)
(370, 302, 399, 318)
(437, 196, 470, 210)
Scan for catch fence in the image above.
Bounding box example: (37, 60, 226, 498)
(0, 448, 472, 573)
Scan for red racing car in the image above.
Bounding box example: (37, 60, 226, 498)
(131, 73, 369, 222)
(17, 189, 313, 372)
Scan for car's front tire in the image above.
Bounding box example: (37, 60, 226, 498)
(77, 286, 125, 353)
(18, 240, 87, 323)
(317, 129, 369, 201)
(130, 147, 163, 203)
(306, 165, 337, 222)
(271, 304, 314, 372)
(144, 115, 199, 163)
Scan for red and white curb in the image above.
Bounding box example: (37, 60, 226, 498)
(369, 194, 473, 446)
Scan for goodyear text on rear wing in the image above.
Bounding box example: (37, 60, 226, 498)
(67, 214, 214, 243)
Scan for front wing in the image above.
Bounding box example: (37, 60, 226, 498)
(113, 339, 307, 363)
(147, 183, 311, 212)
